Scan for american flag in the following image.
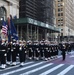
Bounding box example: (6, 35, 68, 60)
(1, 20, 8, 36)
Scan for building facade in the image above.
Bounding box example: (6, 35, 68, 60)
(0, 0, 19, 19)
(18, 0, 59, 41)
(0, 0, 60, 41)
(55, 0, 74, 41)
(0, 0, 19, 39)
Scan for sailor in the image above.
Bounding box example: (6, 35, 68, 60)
(7, 41, 12, 65)
(59, 42, 66, 60)
(22, 40, 27, 61)
(39, 39, 45, 60)
(0, 39, 7, 69)
(27, 40, 33, 60)
(44, 40, 49, 61)
(18, 40, 25, 66)
(11, 39, 17, 66)
(33, 40, 40, 60)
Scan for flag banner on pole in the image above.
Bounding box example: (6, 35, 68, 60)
(7, 17, 11, 42)
(1, 18, 8, 37)
(10, 15, 18, 40)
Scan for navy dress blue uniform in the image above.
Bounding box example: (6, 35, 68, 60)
(39, 41, 44, 59)
(22, 41, 27, 62)
(50, 44, 54, 58)
(55, 45, 59, 56)
(27, 41, 33, 59)
(44, 42, 49, 60)
(11, 40, 17, 65)
(0, 39, 7, 68)
(33, 41, 40, 60)
(7, 42, 12, 64)
(59, 42, 66, 60)
(48, 45, 51, 59)
(19, 40, 26, 66)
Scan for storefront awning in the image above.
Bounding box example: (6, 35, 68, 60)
(13, 17, 60, 32)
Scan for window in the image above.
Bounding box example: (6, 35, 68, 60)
(61, 29, 63, 31)
(58, 18, 60, 21)
(58, 0, 61, 2)
(61, 18, 63, 21)
(61, 13, 63, 16)
(58, 3, 61, 7)
(0, 7, 6, 20)
(61, 23, 63, 26)
(58, 23, 60, 26)
(61, 8, 63, 11)
(61, 3, 63, 6)
(58, 13, 60, 16)
(61, 0, 63, 2)
(58, 0, 63, 2)
(58, 8, 60, 12)
(61, 33, 63, 36)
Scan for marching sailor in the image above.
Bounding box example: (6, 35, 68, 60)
(0, 39, 7, 69)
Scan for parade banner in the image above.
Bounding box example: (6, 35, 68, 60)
(8, 15, 18, 42)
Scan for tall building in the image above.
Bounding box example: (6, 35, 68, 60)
(0, 0, 60, 41)
(55, 0, 74, 41)
(17, 0, 59, 41)
(19, 0, 55, 25)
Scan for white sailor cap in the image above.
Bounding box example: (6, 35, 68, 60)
(19, 40, 22, 43)
(13, 39, 16, 42)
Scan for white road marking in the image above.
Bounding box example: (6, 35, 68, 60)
(20, 63, 53, 75)
(57, 65, 74, 75)
(1, 61, 45, 75)
(39, 64, 64, 75)
(69, 55, 74, 58)
(0, 61, 34, 71)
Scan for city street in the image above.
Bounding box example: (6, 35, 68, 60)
(0, 0, 74, 75)
(0, 51, 74, 75)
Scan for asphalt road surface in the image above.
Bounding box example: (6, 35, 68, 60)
(0, 52, 74, 75)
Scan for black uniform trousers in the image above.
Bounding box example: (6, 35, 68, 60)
(19, 50, 25, 62)
(62, 49, 66, 60)
(44, 45, 49, 58)
(39, 45, 44, 58)
(0, 51, 6, 64)
(27, 45, 33, 58)
(7, 50, 11, 62)
(34, 45, 40, 58)
(12, 50, 16, 62)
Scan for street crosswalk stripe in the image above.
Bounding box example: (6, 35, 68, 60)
(1, 61, 45, 75)
(39, 64, 64, 75)
(0, 61, 34, 71)
(57, 65, 74, 75)
(20, 63, 53, 75)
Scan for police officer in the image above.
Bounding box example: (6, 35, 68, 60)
(0, 39, 7, 69)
